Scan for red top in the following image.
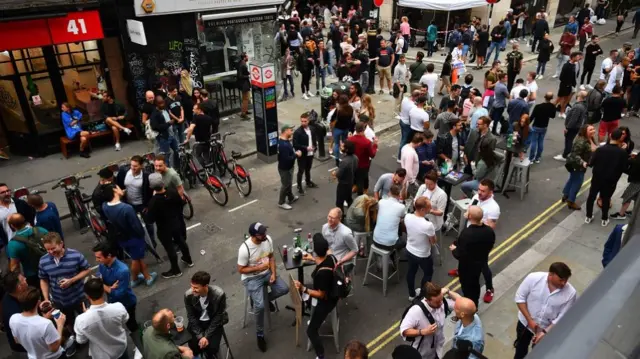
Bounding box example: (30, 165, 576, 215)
(559, 33, 576, 55)
(349, 134, 378, 169)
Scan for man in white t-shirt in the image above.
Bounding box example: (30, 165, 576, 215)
(397, 90, 420, 161)
(451, 43, 463, 64)
(237, 222, 289, 352)
(510, 78, 528, 100)
(373, 184, 407, 250)
(9, 287, 67, 359)
(599, 50, 617, 80)
(419, 63, 439, 99)
(401, 134, 422, 197)
(404, 197, 437, 300)
(409, 95, 429, 135)
(604, 61, 624, 94)
(526, 72, 538, 110)
(414, 171, 447, 231)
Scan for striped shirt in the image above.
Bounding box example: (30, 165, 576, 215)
(38, 248, 90, 307)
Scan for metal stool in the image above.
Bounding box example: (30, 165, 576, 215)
(504, 157, 531, 200)
(306, 301, 340, 353)
(242, 285, 278, 331)
(362, 243, 400, 296)
(353, 231, 372, 273)
(432, 230, 443, 266)
(209, 326, 234, 359)
(447, 198, 472, 237)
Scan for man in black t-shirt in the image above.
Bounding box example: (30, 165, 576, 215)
(101, 91, 131, 151)
(165, 85, 185, 144)
(198, 90, 220, 122)
(186, 103, 216, 167)
(142, 91, 158, 151)
(376, 39, 395, 95)
(366, 25, 381, 94)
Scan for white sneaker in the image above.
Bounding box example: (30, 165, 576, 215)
(279, 203, 292, 210)
(553, 154, 566, 161)
(289, 195, 299, 204)
(579, 85, 586, 91)
(115, 143, 122, 151)
(601, 219, 610, 227)
(303, 94, 309, 100)
(560, 113, 566, 119)
(584, 216, 593, 224)
(552, 74, 558, 78)
(307, 91, 315, 97)
(123, 128, 132, 135)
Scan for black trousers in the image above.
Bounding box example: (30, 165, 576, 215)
(354, 167, 370, 195)
(158, 225, 192, 272)
(581, 64, 595, 85)
(513, 321, 535, 359)
(459, 263, 483, 308)
(367, 61, 377, 93)
(531, 36, 541, 53)
(307, 299, 338, 357)
(507, 69, 518, 92)
(301, 67, 312, 94)
(297, 155, 313, 187)
(586, 180, 617, 220)
(125, 304, 139, 333)
(188, 324, 223, 358)
(336, 183, 353, 212)
(562, 128, 579, 158)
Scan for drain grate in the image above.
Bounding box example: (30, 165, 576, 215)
(204, 223, 222, 234)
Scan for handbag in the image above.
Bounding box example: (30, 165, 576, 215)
(145, 121, 158, 140)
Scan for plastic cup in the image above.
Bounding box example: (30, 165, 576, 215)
(175, 316, 184, 332)
(52, 309, 61, 319)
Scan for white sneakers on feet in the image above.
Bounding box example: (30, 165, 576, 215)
(123, 128, 132, 135)
(115, 143, 121, 151)
(408, 288, 421, 301)
(279, 203, 292, 210)
(302, 94, 309, 100)
(307, 91, 315, 97)
(601, 219, 609, 227)
(553, 154, 566, 161)
(559, 113, 566, 119)
(584, 216, 593, 224)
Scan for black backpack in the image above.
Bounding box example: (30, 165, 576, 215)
(12, 227, 47, 272)
(318, 255, 352, 299)
(401, 296, 451, 350)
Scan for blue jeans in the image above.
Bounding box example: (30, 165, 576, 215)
(536, 61, 547, 75)
(491, 107, 505, 135)
(157, 136, 180, 169)
(406, 251, 433, 297)
(563, 171, 585, 202)
(485, 42, 501, 64)
(283, 75, 294, 96)
(243, 270, 289, 335)
(332, 128, 348, 163)
(427, 40, 435, 57)
(398, 121, 412, 159)
(461, 179, 479, 198)
(528, 127, 547, 161)
(173, 123, 186, 143)
(315, 66, 326, 91)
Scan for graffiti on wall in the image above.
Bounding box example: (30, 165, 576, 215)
(184, 37, 203, 89)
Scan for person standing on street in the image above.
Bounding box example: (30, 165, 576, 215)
(146, 173, 194, 278)
(393, 55, 411, 112)
(401, 133, 422, 198)
(293, 112, 320, 195)
(184, 271, 228, 358)
(277, 125, 300, 210)
(531, 13, 549, 53)
(373, 169, 407, 200)
(404, 197, 437, 300)
(581, 36, 603, 85)
(513, 263, 576, 359)
(237, 52, 251, 120)
(585, 128, 629, 226)
(426, 21, 438, 57)
(484, 21, 506, 65)
(376, 39, 395, 95)
(578, 17, 593, 52)
(562, 125, 597, 210)
(506, 44, 524, 91)
(528, 92, 556, 163)
(115, 156, 154, 245)
(535, 33, 554, 79)
(0, 183, 35, 247)
(451, 297, 485, 356)
(101, 185, 157, 288)
(150, 97, 180, 168)
(556, 52, 582, 119)
(554, 90, 588, 161)
(398, 90, 420, 160)
(7, 213, 49, 287)
(491, 73, 510, 135)
(450, 206, 495, 307)
(26, 194, 62, 239)
(553, 31, 576, 79)
(165, 85, 185, 144)
(237, 222, 289, 352)
(599, 85, 626, 142)
(409, 52, 427, 93)
(333, 140, 359, 211)
(73, 278, 130, 359)
(93, 242, 140, 335)
(2, 271, 28, 353)
(322, 207, 358, 271)
(351, 122, 378, 195)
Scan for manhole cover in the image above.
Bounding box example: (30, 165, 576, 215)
(205, 223, 222, 234)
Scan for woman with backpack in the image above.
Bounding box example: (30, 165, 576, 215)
(293, 235, 340, 359)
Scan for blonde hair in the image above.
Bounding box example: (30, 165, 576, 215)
(180, 70, 193, 97)
(355, 195, 378, 232)
(361, 95, 375, 128)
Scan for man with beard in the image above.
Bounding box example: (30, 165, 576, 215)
(0, 183, 34, 246)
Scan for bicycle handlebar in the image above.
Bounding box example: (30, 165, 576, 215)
(52, 174, 92, 190)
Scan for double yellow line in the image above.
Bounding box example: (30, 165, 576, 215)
(365, 177, 593, 356)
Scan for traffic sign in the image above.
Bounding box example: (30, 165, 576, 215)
(374, 0, 384, 7)
(486, 0, 500, 4)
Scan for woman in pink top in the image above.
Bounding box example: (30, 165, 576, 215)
(400, 16, 411, 47)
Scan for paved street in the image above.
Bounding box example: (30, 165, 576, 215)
(0, 16, 639, 359)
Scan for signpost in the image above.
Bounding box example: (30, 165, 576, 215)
(249, 61, 279, 163)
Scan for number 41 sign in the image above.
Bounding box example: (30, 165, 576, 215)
(48, 11, 104, 45)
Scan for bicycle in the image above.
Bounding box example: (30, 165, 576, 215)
(208, 132, 252, 197)
(13, 187, 46, 201)
(52, 174, 94, 230)
(177, 144, 229, 207)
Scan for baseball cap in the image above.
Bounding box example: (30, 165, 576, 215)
(97, 167, 114, 179)
(281, 124, 295, 132)
(148, 173, 165, 190)
(248, 222, 268, 236)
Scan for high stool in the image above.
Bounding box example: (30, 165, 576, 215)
(222, 80, 240, 106)
(448, 198, 472, 237)
(212, 326, 235, 359)
(242, 285, 278, 331)
(432, 230, 443, 266)
(362, 243, 400, 296)
(504, 157, 531, 200)
(353, 231, 372, 273)
(306, 301, 340, 354)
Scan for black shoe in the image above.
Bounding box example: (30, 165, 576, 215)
(306, 181, 319, 188)
(298, 188, 306, 196)
(269, 301, 277, 312)
(161, 270, 183, 279)
(625, 211, 633, 216)
(561, 195, 568, 203)
(79, 152, 91, 158)
(257, 335, 267, 352)
(610, 213, 627, 220)
(181, 257, 194, 267)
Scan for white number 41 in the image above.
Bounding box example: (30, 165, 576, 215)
(67, 19, 87, 35)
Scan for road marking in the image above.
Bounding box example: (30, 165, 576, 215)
(365, 177, 594, 354)
(228, 199, 258, 212)
(186, 222, 202, 231)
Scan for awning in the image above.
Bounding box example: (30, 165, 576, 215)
(398, 0, 487, 11)
(202, 7, 277, 27)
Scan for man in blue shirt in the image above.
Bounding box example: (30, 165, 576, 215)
(416, 131, 437, 180)
(7, 213, 48, 287)
(27, 194, 63, 240)
(452, 297, 485, 358)
(61, 102, 91, 158)
(507, 89, 530, 133)
(564, 16, 578, 36)
(491, 73, 510, 135)
(426, 21, 438, 57)
(93, 242, 140, 335)
(277, 124, 301, 210)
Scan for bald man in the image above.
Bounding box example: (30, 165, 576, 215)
(143, 309, 194, 359)
(452, 297, 485, 355)
(141, 90, 159, 151)
(449, 206, 495, 307)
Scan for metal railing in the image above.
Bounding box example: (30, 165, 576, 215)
(527, 208, 640, 359)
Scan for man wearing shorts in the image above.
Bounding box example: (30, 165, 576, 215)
(556, 52, 582, 119)
(101, 91, 132, 151)
(101, 185, 157, 288)
(376, 39, 395, 95)
(599, 85, 626, 142)
(61, 102, 91, 158)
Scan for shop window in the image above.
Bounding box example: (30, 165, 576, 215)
(0, 52, 14, 76)
(21, 74, 60, 133)
(0, 80, 28, 133)
(60, 65, 104, 123)
(55, 41, 101, 69)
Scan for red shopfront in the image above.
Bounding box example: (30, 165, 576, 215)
(0, 10, 114, 156)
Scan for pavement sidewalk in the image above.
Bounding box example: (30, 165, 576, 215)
(439, 181, 627, 357)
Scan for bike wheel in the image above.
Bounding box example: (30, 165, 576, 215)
(183, 197, 194, 220)
(234, 165, 252, 196)
(206, 174, 229, 206)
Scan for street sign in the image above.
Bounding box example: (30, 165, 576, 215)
(374, 0, 384, 7)
(486, 0, 500, 3)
